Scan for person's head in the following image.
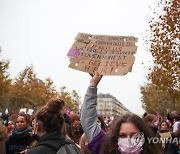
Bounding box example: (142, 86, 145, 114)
(143, 114, 156, 127)
(63, 113, 72, 125)
(171, 111, 180, 123)
(70, 113, 80, 123)
(158, 120, 169, 133)
(70, 113, 81, 131)
(9, 113, 18, 126)
(103, 113, 161, 154)
(172, 121, 180, 137)
(70, 113, 82, 139)
(97, 116, 106, 130)
(108, 114, 146, 140)
(33, 98, 65, 137)
(15, 113, 30, 132)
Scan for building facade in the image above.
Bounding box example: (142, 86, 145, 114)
(97, 93, 130, 117)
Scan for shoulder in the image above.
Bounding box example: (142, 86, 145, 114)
(56, 140, 80, 154)
(88, 130, 106, 153)
(27, 144, 56, 154)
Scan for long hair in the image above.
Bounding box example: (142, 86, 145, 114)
(35, 98, 65, 132)
(158, 120, 170, 133)
(142, 114, 155, 125)
(102, 113, 162, 154)
(70, 113, 83, 143)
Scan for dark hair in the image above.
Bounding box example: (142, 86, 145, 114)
(102, 113, 162, 154)
(143, 114, 155, 125)
(170, 111, 180, 121)
(35, 98, 65, 132)
(98, 116, 106, 130)
(158, 120, 170, 133)
(143, 112, 148, 117)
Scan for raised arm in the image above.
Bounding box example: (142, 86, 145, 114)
(80, 72, 102, 143)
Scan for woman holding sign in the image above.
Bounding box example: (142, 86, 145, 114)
(81, 71, 163, 154)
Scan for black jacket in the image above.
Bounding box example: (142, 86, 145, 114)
(6, 127, 33, 154)
(27, 132, 66, 154)
(167, 133, 180, 154)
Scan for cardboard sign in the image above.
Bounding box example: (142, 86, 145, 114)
(159, 132, 171, 148)
(69, 59, 133, 75)
(67, 42, 137, 57)
(67, 33, 138, 75)
(27, 109, 34, 115)
(5, 108, 9, 114)
(75, 33, 138, 43)
(19, 108, 27, 114)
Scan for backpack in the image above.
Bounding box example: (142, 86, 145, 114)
(40, 138, 80, 154)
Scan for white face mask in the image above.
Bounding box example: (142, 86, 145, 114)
(118, 133, 145, 154)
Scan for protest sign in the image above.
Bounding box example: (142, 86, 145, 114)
(5, 108, 9, 114)
(67, 33, 138, 75)
(19, 108, 27, 114)
(27, 109, 34, 115)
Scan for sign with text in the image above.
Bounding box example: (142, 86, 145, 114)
(67, 33, 138, 75)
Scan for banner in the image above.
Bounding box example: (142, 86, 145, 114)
(19, 108, 27, 114)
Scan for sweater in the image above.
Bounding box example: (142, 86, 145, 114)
(81, 87, 105, 154)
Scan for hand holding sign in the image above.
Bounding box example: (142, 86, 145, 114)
(89, 71, 103, 88)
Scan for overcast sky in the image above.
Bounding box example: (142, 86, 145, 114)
(0, 0, 155, 116)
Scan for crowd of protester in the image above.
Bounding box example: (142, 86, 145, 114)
(0, 72, 179, 154)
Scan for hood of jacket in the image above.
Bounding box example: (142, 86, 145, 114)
(38, 132, 66, 150)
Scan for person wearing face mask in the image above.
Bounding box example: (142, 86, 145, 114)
(81, 71, 163, 154)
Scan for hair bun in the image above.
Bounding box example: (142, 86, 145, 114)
(46, 98, 65, 113)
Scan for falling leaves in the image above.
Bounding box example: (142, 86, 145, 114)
(141, 0, 180, 114)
